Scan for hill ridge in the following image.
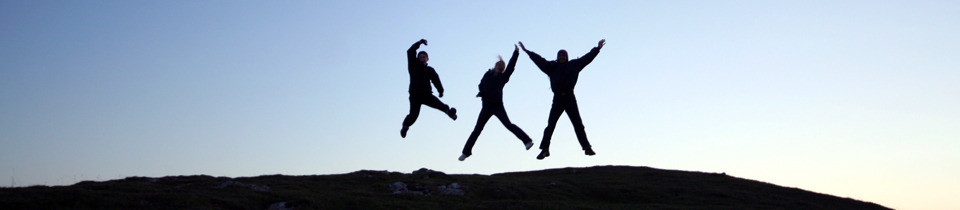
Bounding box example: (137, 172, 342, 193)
(0, 165, 891, 210)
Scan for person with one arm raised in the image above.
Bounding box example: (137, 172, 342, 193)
(459, 44, 535, 161)
(519, 39, 605, 160)
(400, 39, 457, 138)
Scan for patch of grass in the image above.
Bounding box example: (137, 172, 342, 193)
(0, 166, 891, 210)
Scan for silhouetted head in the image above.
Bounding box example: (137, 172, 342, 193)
(493, 56, 505, 73)
(418, 51, 429, 64)
(557, 50, 568, 63)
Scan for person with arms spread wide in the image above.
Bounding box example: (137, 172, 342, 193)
(519, 39, 605, 160)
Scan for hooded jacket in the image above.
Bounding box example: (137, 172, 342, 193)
(525, 47, 600, 94)
(407, 41, 444, 95)
(477, 48, 520, 105)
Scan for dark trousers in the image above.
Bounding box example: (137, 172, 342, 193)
(462, 103, 533, 156)
(402, 94, 450, 127)
(540, 93, 591, 151)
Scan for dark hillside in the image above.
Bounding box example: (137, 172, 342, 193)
(0, 166, 890, 210)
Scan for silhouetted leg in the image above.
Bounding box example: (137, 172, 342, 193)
(539, 96, 566, 150)
(402, 96, 422, 127)
(462, 107, 493, 156)
(563, 95, 592, 150)
(492, 105, 532, 143)
(420, 94, 450, 112)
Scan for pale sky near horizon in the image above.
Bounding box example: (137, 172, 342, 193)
(1, 1, 958, 209)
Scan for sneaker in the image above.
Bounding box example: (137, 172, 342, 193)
(524, 142, 534, 150)
(536, 150, 550, 160)
(400, 126, 409, 138)
(585, 148, 596, 156)
(447, 108, 457, 120)
(458, 154, 470, 161)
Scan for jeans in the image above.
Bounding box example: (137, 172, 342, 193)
(539, 93, 591, 151)
(462, 103, 532, 156)
(402, 94, 450, 127)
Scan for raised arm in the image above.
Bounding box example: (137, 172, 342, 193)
(407, 39, 427, 62)
(571, 39, 604, 71)
(519, 41, 552, 73)
(502, 45, 521, 80)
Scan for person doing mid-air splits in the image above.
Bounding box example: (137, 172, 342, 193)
(401, 39, 457, 138)
(519, 39, 605, 160)
(459, 45, 535, 161)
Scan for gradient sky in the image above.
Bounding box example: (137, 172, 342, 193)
(2, 1, 958, 209)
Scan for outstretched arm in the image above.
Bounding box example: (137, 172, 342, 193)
(571, 39, 605, 71)
(407, 39, 427, 62)
(519, 41, 552, 73)
(502, 45, 521, 80)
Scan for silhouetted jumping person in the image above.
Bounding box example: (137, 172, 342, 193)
(401, 39, 457, 138)
(519, 39, 605, 160)
(459, 45, 535, 161)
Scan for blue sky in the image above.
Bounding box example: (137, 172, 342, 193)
(2, 1, 958, 209)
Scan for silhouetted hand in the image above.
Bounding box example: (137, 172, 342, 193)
(518, 41, 528, 52)
(597, 39, 605, 50)
(420, 39, 428, 46)
(515, 44, 519, 52)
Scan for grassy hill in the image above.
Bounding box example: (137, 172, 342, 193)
(0, 166, 890, 210)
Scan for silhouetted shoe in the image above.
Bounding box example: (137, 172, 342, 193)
(536, 150, 550, 160)
(585, 148, 596, 156)
(459, 154, 470, 161)
(447, 108, 458, 120)
(400, 126, 409, 138)
(525, 142, 534, 150)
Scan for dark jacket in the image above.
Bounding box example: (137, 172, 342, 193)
(525, 47, 600, 94)
(477, 48, 520, 105)
(407, 41, 444, 95)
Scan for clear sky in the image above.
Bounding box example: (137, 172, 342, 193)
(1, 1, 957, 209)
